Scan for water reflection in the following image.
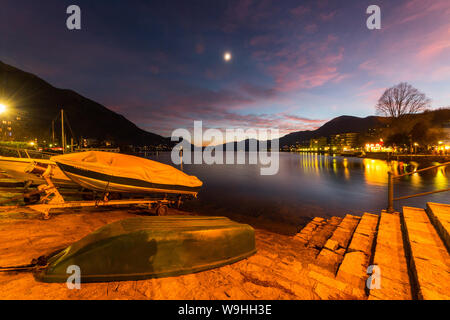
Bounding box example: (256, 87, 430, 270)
(147, 152, 449, 225)
(434, 166, 448, 190)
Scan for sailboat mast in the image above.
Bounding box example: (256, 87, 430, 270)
(51, 120, 55, 144)
(61, 109, 65, 154)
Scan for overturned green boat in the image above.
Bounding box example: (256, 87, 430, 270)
(35, 216, 256, 283)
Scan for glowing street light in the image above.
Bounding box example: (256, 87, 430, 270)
(0, 103, 7, 114)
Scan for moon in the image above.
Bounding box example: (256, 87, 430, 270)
(224, 52, 232, 62)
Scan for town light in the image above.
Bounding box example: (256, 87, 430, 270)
(0, 103, 7, 114)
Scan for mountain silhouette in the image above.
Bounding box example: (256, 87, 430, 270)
(0, 61, 171, 147)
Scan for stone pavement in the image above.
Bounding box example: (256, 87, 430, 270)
(0, 202, 449, 300)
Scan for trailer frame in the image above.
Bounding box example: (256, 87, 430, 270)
(20, 166, 188, 219)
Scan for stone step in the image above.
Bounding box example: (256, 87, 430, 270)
(307, 268, 363, 300)
(306, 216, 342, 250)
(293, 217, 326, 244)
(314, 214, 361, 275)
(426, 202, 450, 253)
(402, 207, 450, 300)
(336, 213, 379, 293)
(368, 211, 411, 300)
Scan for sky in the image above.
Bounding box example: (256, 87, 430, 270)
(0, 0, 449, 141)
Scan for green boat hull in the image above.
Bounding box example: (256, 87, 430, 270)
(35, 216, 256, 283)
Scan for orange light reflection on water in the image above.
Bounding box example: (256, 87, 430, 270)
(362, 159, 389, 186)
(434, 166, 448, 190)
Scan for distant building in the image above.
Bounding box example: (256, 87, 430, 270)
(0, 115, 22, 140)
(310, 137, 328, 151)
(82, 138, 99, 147)
(330, 133, 359, 151)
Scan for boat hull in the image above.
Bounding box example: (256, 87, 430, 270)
(56, 162, 201, 195)
(0, 157, 75, 187)
(35, 216, 256, 283)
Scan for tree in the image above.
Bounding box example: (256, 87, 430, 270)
(376, 82, 431, 118)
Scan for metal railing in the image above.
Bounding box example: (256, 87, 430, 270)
(387, 161, 450, 213)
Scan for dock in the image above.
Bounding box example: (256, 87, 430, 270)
(0, 202, 448, 300)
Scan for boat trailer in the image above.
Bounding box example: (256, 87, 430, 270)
(6, 163, 189, 219)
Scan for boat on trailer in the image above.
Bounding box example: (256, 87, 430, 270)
(35, 216, 256, 282)
(51, 151, 202, 196)
(11, 151, 202, 219)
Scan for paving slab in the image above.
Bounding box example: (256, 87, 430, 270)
(293, 217, 325, 244)
(336, 213, 379, 291)
(328, 215, 361, 249)
(315, 215, 361, 274)
(307, 216, 342, 250)
(348, 212, 379, 254)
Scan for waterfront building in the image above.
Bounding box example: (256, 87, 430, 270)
(330, 132, 359, 151)
(309, 137, 328, 151)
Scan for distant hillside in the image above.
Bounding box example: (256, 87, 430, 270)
(280, 115, 384, 146)
(0, 61, 170, 146)
(208, 116, 385, 150)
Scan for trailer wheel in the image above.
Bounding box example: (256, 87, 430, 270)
(156, 205, 168, 216)
(24, 193, 41, 204)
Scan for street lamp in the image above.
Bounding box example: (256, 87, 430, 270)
(414, 142, 419, 154)
(0, 103, 7, 114)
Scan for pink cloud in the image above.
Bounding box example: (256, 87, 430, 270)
(320, 11, 336, 22)
(249, 35, 275, 47)
(356, 86, 386, 105)
(221, 0, 274, 33)
(282, 114, 327, 124)
(265, 43, 345, 92)
(290, 5, 310, 17)
(304, 24, 318, 34)
(429, 66, 450, 81)
(416, 27, 450, 61)
(387, 0, 450, 27)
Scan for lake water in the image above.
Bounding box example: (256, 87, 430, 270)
(147, 152, 449, 227)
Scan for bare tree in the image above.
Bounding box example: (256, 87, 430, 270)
(376, 82, 431, 118)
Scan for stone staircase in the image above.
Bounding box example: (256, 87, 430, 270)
(293, 202, 450, 300)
